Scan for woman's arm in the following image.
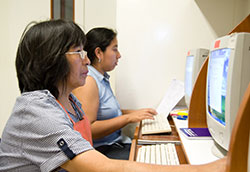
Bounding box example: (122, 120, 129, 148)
(61, 149, 227, 172)
(122, 109, 136, 114)
(73, 76, 156, 139)
(122, 108, 157, 117)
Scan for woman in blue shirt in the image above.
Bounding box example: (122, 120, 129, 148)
(73, 27, 158, 159)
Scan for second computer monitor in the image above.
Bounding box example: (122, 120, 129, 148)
(184, 48, 209, 108)
(206, 32, 250, 157)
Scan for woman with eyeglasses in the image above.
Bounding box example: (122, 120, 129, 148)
(0, 19, 226, 172)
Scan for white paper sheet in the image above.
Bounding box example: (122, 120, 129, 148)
(156, 79, 185, 117)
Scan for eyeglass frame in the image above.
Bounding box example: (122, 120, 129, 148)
(65, 50, 87, 60)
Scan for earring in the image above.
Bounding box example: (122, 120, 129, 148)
(98, 58, 101, 63)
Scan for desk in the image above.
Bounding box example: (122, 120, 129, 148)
(129, 116, 188, 164)
(129, 116, 219, 165)
(173, 117, 219, 164)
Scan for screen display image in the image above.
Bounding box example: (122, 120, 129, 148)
(185, 55, 194, 98)
(207, 48, 230, 126)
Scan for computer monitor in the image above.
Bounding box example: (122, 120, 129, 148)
(184, 48, 209, 108)
(206, 32, 250, 157)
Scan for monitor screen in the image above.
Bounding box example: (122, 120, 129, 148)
(185, 55, 194, 98)
(206, 33, 250, 157)
(207, 48, 230, 126)
(184, 48, 208, 108)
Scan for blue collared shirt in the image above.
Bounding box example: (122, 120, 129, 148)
(88, 65, 130, 147)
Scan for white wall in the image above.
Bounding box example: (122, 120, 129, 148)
(115, 0, 215, 109)
(115, 0, 250, 110)
(84, 0, 117, 91)
(84, 0, 116, 32)
(0, 0, 50, 135)
(75, 0, 85, 29)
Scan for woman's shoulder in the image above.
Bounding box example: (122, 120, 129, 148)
(87, 66, 104, 82)
(5, 90, 72, 141)
(15, 90, 65, 121)
(18, 90, 57, 108)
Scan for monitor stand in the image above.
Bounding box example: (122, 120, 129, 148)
(211, 141, 227, 158)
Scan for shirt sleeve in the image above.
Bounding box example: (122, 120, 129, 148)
(17, 95, 93, 172)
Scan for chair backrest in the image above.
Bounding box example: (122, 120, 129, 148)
(226, 83, 250, 172)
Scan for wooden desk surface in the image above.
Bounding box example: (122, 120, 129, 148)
(129, 116, 189, 164)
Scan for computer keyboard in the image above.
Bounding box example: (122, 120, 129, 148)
(141, 114, 172, 135)
(136, 143, 180, 165)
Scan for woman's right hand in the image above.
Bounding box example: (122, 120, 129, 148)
(126, 108, 157, 123)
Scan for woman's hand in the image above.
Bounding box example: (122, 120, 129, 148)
(125, 108, 157, 123)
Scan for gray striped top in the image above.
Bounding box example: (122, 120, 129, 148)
(0, 90, 93, 172)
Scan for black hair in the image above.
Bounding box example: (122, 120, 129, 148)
(15, 19, 86, 99)
(84, 27, 117, 64)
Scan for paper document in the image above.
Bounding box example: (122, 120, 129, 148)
(156, 79, 184, 117)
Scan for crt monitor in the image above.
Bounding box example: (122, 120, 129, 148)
(184, 48, 209, 108)
(206, 32, 250, 157)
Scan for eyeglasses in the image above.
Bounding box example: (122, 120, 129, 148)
(65, 50, 87, 60)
